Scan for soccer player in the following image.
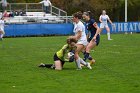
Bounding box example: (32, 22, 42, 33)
(0, 0, 8, 12)
(99, 10, 114, 40)
(71, 12, 92, 70)
(0, 15, 5, 41)
(82, 11, 100, 64)
(39, 37, 77, 70)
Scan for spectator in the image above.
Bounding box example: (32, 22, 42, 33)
(15, 11, 19, 16)
(9, 11, 14, 17)
(39, 0, 52, 13)
(3, 10, 9, 17)
(0, 0, 8, 12)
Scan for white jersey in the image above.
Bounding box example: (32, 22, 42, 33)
(39, 0, 52, 6)
(0, 0, 8, 7)
(100, 14, 110, 24)
(0, 20, 4, 32)
(73, 21, 87, 46)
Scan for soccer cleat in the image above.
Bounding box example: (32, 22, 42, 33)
(38, 63, 45, 67)
(90, 59, 96, 65)
(108, 39, 113, 40)
(51, 64, 55, 69)
(87, 63, 92, 69)
(80, 64, 84, 67)
(76, 67, 82, 70)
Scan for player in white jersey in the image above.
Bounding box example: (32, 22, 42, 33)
(0, 14, 5, 41)
(71, 12, 92, 70)
(99, 10, 114, 40)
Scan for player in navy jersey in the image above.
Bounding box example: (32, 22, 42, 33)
(82, 11, 100, 64)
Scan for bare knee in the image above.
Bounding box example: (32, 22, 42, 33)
(55, 61, 62, 70)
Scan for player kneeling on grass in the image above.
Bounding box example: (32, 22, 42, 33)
(38, 38, 77, 70)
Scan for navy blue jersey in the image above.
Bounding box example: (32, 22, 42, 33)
(85, 18, 99, 39)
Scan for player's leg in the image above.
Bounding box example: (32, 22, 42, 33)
(75, 44, 92, 69)
(90, 36, 100, 64)
(53, 53, 65, 70)
(100, 23, 104, 32)
(2, 31, 5, 38)
(84, 40, 96, 61)
(82, 39, 95, 64)
(55, 60, 63, 70)
(38, 63, 54, 68)
(75, 44, 84, 69)
(106, 25, 112, 40)
(0, 31, 4, 40)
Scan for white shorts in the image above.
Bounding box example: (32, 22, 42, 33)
(77, 40, 88, 46)
(100, 23, 109, 28)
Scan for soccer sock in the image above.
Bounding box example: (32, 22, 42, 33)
(107, 32, 111, 40)
(44, 64, 53, 68)
(80, 58, 88, 66)
(75, 58, 82, 69)
(83, 52, 90, 61)
(88, 55, 93, 60)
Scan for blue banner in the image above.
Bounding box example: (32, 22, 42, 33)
(101, 22, 140, 33)
(5, 23, 74, 37)
(4, 22, 140, 37)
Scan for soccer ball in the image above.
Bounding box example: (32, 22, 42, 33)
(67, 52, 74, 58)
(67, 52, 75, 62)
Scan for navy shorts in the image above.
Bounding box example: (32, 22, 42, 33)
(88, 35, 100, 46)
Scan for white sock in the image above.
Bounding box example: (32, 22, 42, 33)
(107, 32, 111, 40)
(80, 58, 87, 66)
(75, 58, 82, 69)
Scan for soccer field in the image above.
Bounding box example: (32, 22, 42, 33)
(0, 34, 140, 93)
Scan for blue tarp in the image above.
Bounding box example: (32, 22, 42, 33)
(4, 22, 140, 37)
(5, 23, 74, 36)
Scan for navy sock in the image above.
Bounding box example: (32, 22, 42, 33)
(83, 52, 90, 61)
(45, 64, 53, 68)
(82, 51, 86, 55)
(88, 55, 93, 60)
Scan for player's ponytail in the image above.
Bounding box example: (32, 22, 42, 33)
(83, 11, 93, 18)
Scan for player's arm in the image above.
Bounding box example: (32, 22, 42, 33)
(39, 1, 44, 3)
(70, 24, 82, 40)
(71, 31, 82, 40)
(108, 19, 113, 25)
(107, 15, 113, 25)
(86, 31, 90, 39)
(99, 15, 102, 23)
(93, 22, 99, 29)
(92, 22, 100, 41)
(92, 28, 101, 41)
(49, 1, 52, 6)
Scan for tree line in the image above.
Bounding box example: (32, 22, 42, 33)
(7, 0, 140, 22)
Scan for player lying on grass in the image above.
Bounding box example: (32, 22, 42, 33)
(39, 37, 77, 70)
(39, 36, 92, 70)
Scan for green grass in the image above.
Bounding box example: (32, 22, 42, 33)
(0, 34, 140, 93)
